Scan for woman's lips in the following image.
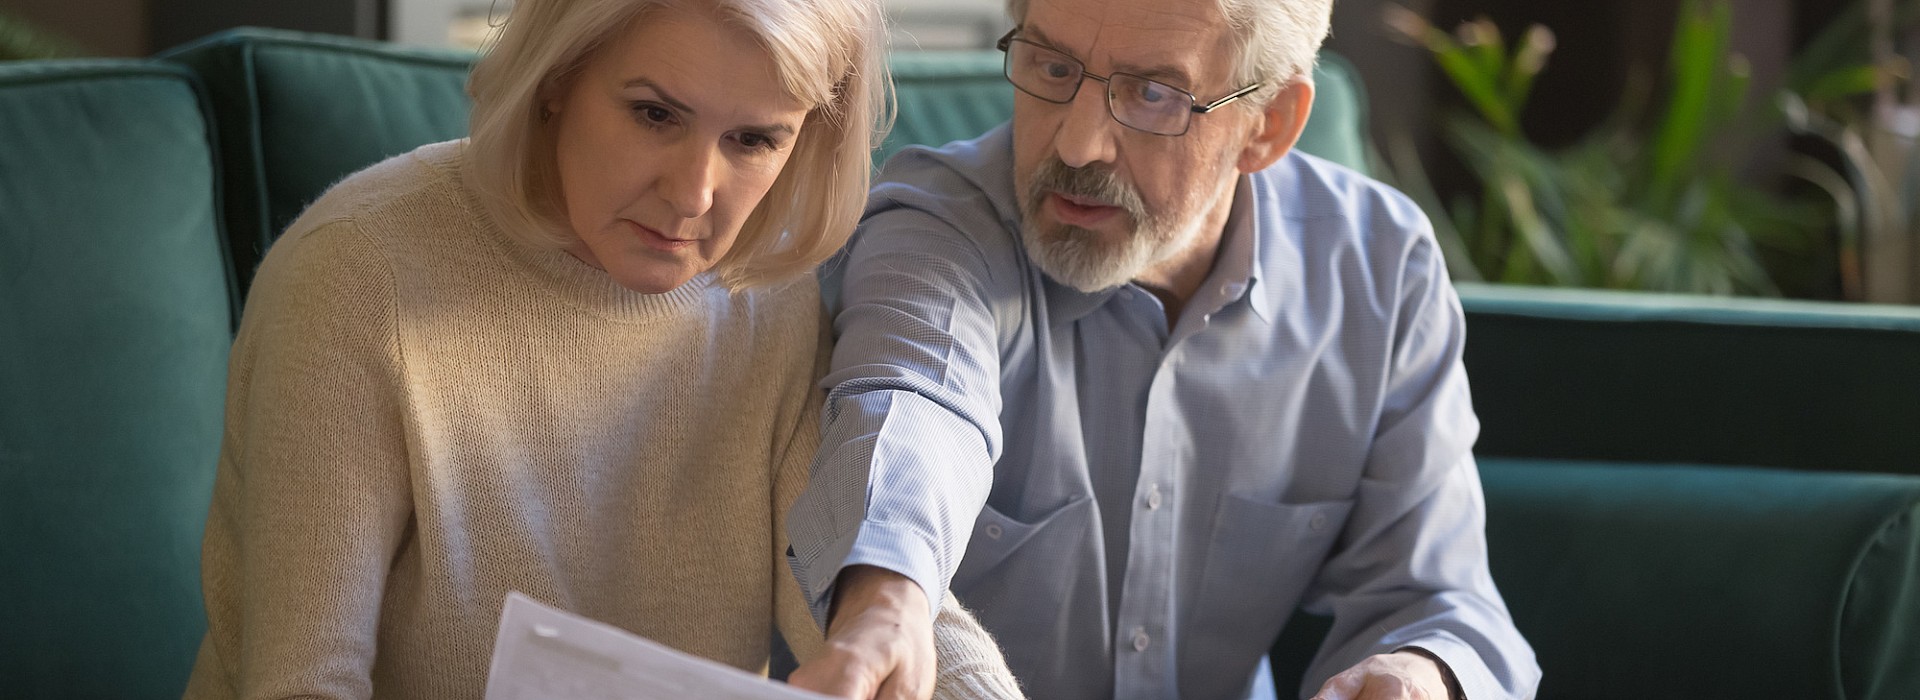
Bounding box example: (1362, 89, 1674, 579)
(627, 220, 696, 251)
(1047, 192, 1122, 227)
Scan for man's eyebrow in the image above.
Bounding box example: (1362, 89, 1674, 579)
(1022, 25, 1196, 90)
(622, 78, 799, 136)
(1022, 24, 1064, 50)
(1118, 61, 1195, 89)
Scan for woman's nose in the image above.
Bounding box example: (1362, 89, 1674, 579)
(659, 143, 719, 219)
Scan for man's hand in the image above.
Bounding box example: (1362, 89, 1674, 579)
(787, 566, 934, 700)
(1311, 651, 1454, 700)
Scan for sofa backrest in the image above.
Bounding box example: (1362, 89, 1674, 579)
(1459, 282, 1920, 476)
(0, 60, 232, 699)
(154, 30, 1372, 305)
(160, 28, 472, 298)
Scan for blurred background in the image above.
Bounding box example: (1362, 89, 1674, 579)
(4, 0, 1916, 304)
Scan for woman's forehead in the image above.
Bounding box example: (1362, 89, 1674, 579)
(586, 6, 810, 122)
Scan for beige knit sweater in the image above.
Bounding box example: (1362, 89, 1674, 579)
(182, 141, 1023, 700)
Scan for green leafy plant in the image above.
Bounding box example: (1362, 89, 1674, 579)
(1381, 0, 1827, 295)
(1779, 0, 1920, 302)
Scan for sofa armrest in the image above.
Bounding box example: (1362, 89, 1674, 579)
(1272, 458, 1920, 700)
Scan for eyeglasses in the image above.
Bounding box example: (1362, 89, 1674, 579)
(996, 29, 1263, 137)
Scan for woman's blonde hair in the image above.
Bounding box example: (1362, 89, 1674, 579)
(465, 0, 890, 289)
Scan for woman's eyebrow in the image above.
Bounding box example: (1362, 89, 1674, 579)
(623, 78, 696, 115)
(622, 77, 797, 135)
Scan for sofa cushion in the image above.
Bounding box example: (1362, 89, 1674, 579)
(0, 59, 231, 699)
(160, 28, 472, 297)
(1271, 458, 1920, 700)
(1458, 282, 1920, 476)
(883, 50, 1371, 174)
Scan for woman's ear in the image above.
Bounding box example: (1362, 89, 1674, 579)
(1237, 76, 1314, 174)
(535, 78, 566, 123)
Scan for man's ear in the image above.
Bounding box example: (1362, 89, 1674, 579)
(1237, 76, 1314, 174)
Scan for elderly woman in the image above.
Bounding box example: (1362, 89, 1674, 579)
(179, 0, 1022, 698)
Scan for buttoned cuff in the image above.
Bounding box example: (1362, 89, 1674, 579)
(792, 519, 945, 626)
(1395, 645, 1465, 700)
(1393, 634, 1498, 700)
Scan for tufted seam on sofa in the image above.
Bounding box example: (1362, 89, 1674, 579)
(1834, 495, 1920, 700)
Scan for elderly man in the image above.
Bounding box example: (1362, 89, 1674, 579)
(786, 0, 1541, 698)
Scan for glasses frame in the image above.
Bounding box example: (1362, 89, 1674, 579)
(995, 28, 1263, 137)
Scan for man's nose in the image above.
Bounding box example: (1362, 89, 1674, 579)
(1052, 79, 1119, 169)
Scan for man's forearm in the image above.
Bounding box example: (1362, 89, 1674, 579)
(789, 566, 936, 700)
(830, 565, 930, 631)
(786, 387, 996, 624)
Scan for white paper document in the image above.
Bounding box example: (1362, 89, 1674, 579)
(484, 592, 832, 700)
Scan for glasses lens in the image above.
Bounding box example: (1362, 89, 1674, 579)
(1006, 41, 1082, 103)
(1109, 74, 1192, 136)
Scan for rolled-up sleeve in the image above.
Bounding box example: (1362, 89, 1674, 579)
(1298, 229, 1542, 699)
(786, 183, 1014, 624)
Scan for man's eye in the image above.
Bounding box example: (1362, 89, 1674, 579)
(1041, 61, 1075, 80)
(1138, 82, 1172, 104)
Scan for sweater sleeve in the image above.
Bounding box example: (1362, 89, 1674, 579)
(923, 595, 1028, 700)
(184, 220, 414, 700)
(771, 308, 1025, 700)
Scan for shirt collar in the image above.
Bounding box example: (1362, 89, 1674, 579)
(1044, 272, 1120, 326)
(1214, 175, 1272, 322)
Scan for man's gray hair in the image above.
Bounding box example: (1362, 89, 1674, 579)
(1005, 0, 1332, 102)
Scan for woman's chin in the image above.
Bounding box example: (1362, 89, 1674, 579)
(607, 262, 701, 295)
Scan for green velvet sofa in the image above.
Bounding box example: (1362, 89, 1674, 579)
(3, 27, 1917, 700)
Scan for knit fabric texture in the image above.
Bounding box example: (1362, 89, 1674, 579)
(182, 140, 1021, 700)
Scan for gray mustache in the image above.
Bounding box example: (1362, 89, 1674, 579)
(1026, 158, 1147, 220)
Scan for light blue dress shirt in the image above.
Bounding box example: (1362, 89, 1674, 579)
(788, 124, 1539, 700)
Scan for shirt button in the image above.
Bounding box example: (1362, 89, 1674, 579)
(1309, 513, 1328, 531)
(984, 523, 1004, 539)
(1144, 485, 1163, 510)
(1131, 628, 1151, 652)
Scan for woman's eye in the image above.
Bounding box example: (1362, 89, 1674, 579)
(633, 103, 675, 126)
(735, 131, 784, 152)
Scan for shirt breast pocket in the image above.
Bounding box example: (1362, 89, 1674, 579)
(951, 496, 1094, 595)
(949, 496, 1103, 680)
(1183, 493, 1355, 697)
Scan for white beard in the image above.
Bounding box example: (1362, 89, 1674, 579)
(1016, 157, 1217, 293)
(1022, 218, 1194, 292)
